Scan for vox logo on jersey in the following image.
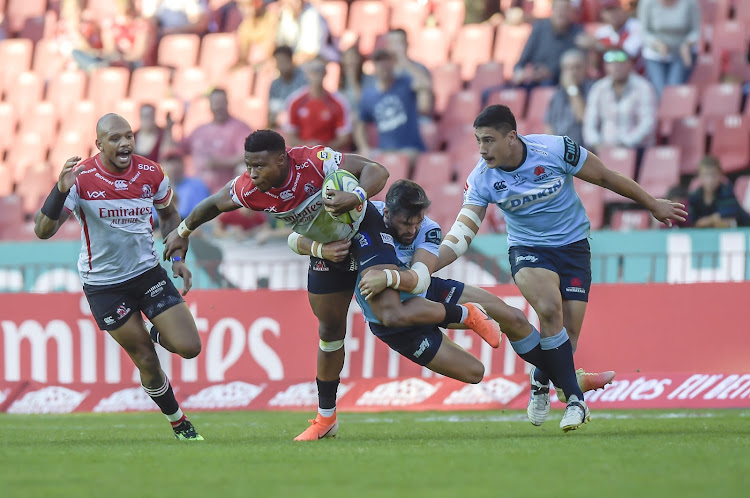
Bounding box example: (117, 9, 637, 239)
(87, 191, 106, 199)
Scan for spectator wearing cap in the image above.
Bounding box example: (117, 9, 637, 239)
(284, 58, 352, 150)
(545, 49, 594, 146)
(576, 0, 643, 76)
(354, 48, 428, 159)
(638, 0, 700, 98)
(160, 149, 211, 220)
(583, 49, 656, 155)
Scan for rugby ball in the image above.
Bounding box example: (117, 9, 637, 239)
(322, 169, 365, 224)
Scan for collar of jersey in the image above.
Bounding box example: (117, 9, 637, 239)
(94, 154, 135, 178)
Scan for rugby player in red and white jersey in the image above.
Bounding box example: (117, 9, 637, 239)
(34, 114, 204, 441)
(163, 130, 499, 441)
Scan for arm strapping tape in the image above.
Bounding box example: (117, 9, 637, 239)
(287, 232, 302, 254)
(408, 262, 431, 294)
(177, 219, 193, 238)
(441, 208, 481, 258)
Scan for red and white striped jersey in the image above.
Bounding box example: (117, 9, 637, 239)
(63, 154, 173, 285)
(229, 145, 364, 243)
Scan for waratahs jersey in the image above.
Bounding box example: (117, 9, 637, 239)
(229, 145, 365, 243)
(63, 154, 173, 285)
(463, 134, 591, 247)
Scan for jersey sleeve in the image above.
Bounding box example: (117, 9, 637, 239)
(229, 174, 249, 208)
(550, 135, 589, 175)
(63, 183, 79, 212)
(153, 166, 173, 209)
(313, 146, 344, 177)
(462, 163, 491, 208)
(414, 217, 442, 257)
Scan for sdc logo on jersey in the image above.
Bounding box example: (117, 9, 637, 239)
(138, 163, 155, 171)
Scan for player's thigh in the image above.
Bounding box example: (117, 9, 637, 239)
(513, 266, 564, 328)
(562, 300, 587, 347)
(150, 302, 201, 353)
(308, 289, 354, 341)
(426, 333, 485, 384)
(107, 313, 160, 372)
(457, 284, 530, 340)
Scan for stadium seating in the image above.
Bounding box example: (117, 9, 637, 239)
(734, 175, 750, 213)
(409, 27, 450, 69)
(0, 195, 24, 232)
(434, 1, 466, 42)
(0, 162, 14, 197)
(698, 0, 731, 24)
(224, 66, 255, 104)
(49, 130, 89, 171)
(657, 85, 698, 137)
(60, 100, 98, 139)
(469, 62, 505, 95)
(47, 70, 88, 118)
(597, 146, 637, 203)
(318, 0, 348, 38)
(452, 24, 494, 81)
(234, 96, 269, 130)
(129, 67, 171, 104)
(669, 116, 707, 175)
(426, 182, 464, 230)
(5, 0, 46, 34)
(172, 67, 211, 102)
(157, 34, 201, 69)
(485, 87, 528, 119)
(431, 63, 462, 115)
(573, 177, 605, 230)
(88, 67, 131, 115)
(525, 86, 556, 132)
(19, 101, 57, 141)
(440, 90, 482, 135)
(419, 119, 441, 152)
(412, 152, 454, 193)
(638, 146, 682, 198)
(710, 20, 748, 55)
(699, 83, 742, 132)
(0, 37, 33, 95)
(390, 1, 430, 40)
(493, 23, 532, 80)
(0, 101, 17, 155)
(688, 53, 721, 92)
(610, 210, 652, 231)
(199, 33, 240, 85)
(347, 1, 389, 55)
(709, 115, 750, 173)
(5, 71, 44, 117)
(31, 38, 67, 80)
(370, 151, 411, 201)
(112, 99, 141, 131)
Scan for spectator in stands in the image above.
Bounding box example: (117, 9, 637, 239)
(509, 0, 582, 90)
(545, 49, 593, 146)
(140, 0, 210, 37)
(56, 0, 103, 70)
(170, 88, 252, 193)
(583, 49, 656, 154)
(354, 49, 428, 158)
(160, 148, 211, 219)
(233, 0, 279, 65)
(638, 0, 700, 99)
(72, 0, 153, 71)
(463, 0, 502, 25)
(688, 156, 750, 228)
(275, 0, 338, 63)
(134, 103, 165, 161)
(284, 58, 352, 150)
(268, 45, 308, 128)
(576, 0, 643, 76)
(339, 43, 375, 117)
(385, 29, 434, 118)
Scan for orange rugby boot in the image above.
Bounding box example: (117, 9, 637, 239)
(293, 412, 339, 441)
(557, 369, 616, 403)
(463, 303, 501, 348)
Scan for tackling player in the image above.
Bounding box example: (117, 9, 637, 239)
(161, 130, 498, 440)
(435, 105, 687, 431)
(34, 114, 204, 441)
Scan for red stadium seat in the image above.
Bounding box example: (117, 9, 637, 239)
(32, 39, 69, 81)
(469, 62, 505, 95)
(112, 99, 141, 131)
(440, 90, 481, 136)
(493, 23, 532, 80)
(5, 0, 46, 34)
(573, 177, 605, 230)
(448, 124, 481, 182)
(688, 53, 720, 92)
(199, 33, 239, 85)
(409, 27, 450, 70)
(434, 0, 466, 42)
(156, 98, 186, 129)
(6, 71, 44, 118)
(0, 195, 24, 230)
(233, 97, 267, 130)
(426, 182, 465, 230)
(451, 24, 494, 81)
(0, 38, 33, 95)
(347, 1, 390, 55)
(525, 86, 556, 130)
(172, 67, 211, 102)
(699, 83, 742, 132)
(609, 209, 652, 231)
(47, 70, 88, 117)
(597, 146, 637, 203)
(129, 67, 171, 104)
(412, 153, 454, 194)
(709, 115, 750, 173)
(225, 66, 255, 104)
(252, 66, 277, 99)
(726, 52, 750, 84)
(19, 101, 58, 141)
(0, 162, 15, 197)
(88, 67, 130, 115)
(370, 151, 411, 201)
(17, 163, 56, 215)
(697, 0, 730, 24)
(49, 130, 90, 171)
(391, 2, 430, 40)
(657, 84, 698, 137)
(485, 87, 528, 118)
(710, 20, 748, 55)
(7, 131, 49, 185)
(669, 116, 706, 175)
(60, 100, 98, 139)
(86, 0, 121, 19)
(431, 63, 462, 115)
(157, 34, 201, 69)
(736, 0, 750, 22)
(323, 62, 341, 94)
(318, 0, 349, 38)
(638, 146, 681, 198)
(181, 97, 212, 137)
(0, 101, 17, 155)
(419, 120, 441, 152)
(734, 176, 750, 214)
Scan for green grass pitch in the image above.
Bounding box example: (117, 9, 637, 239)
(1, 410, 748, 498)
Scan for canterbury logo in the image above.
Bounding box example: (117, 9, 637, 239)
(87, 191, 106, 199)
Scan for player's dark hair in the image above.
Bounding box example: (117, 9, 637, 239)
(244, 130, 286, 154)
(473, 105, 517, 135)
(386, 179, 431, 218)
(273, 45, 293, 58)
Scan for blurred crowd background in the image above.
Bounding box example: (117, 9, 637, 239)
(1, 0, 749, 243)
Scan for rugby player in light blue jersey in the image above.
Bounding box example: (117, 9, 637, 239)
(435, 105, 687, 432)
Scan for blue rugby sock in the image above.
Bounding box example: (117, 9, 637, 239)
(540, 327, 583, 401)
(510, 326, 545, 370)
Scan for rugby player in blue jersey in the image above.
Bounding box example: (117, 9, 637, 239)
(435, 105, 687, 431)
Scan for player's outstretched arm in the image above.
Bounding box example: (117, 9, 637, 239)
(162, 182, 240, 260)
(434, 205, 486, 272)
(358, 248, 438, 300)
(575, 152, 688, 227)
(34, 156, 83, 239)
(157, 202, 192, 295)
(288, 233, 351, 263)
(324, 154, 389, 217)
